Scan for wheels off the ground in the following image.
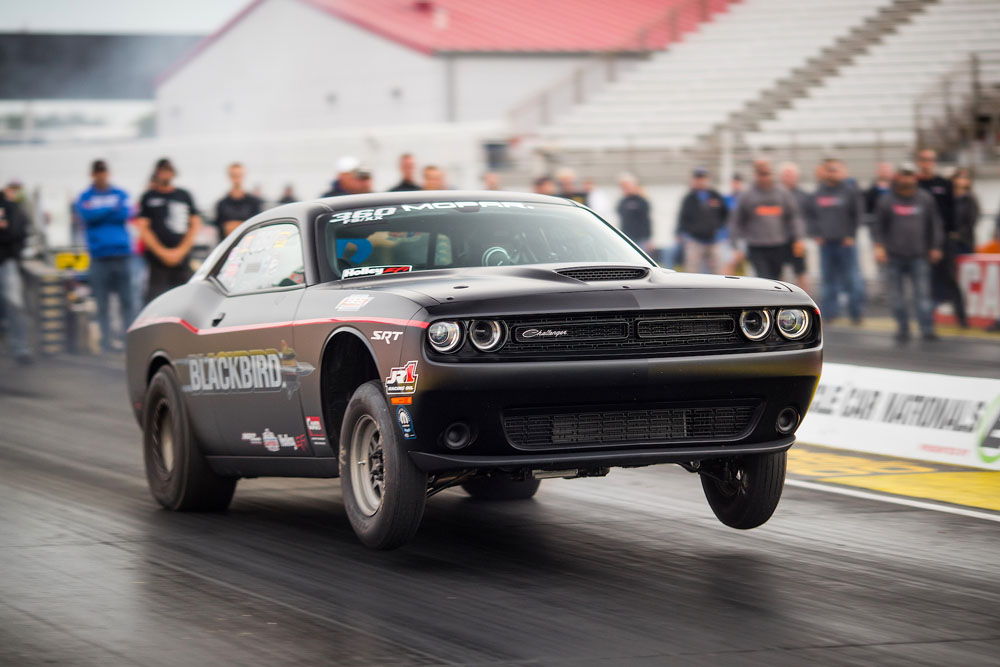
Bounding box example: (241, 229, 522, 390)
(340, 380, 427, 549)
(462, 476, 541, 500)
(142, 365, 237, 511)
(701, 451, 786, 529)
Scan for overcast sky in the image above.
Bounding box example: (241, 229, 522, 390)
(0, 0, 250, 33)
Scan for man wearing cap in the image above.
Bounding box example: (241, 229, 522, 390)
(617, 173, 653, 252)
(136, 158, 202, 302)
(322, 157, 372, 197)
(677, 168, 727, 273)
(75, 160, 135, 351)
(214, 162, 263, 239)
(728, 159, 805, 280)
(873, 162, 944, 342)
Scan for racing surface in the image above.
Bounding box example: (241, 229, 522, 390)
(2, 328, 999, 666)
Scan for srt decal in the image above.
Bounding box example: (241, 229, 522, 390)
(396, 407, 416, 440)
(336, 294, 373, 311)
(343, 265, 411, 279)
(385, 360, 419, 396)
(182, 341, 314, 399)
(305, 416, 324, 434)
(371, 330, 403, 344)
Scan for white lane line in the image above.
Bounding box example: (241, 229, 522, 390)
(786, 479, 1000, 523)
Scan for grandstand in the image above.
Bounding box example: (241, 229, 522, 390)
(525, 0, 1000, 178)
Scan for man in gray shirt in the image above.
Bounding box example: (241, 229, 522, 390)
(873, 162, 944, 342)
(808, 158, 865, 323)
(730, 159, 805, 280)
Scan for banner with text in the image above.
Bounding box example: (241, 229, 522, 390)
(936, 254, 1000, 328)
(797, 363, 1000, 470)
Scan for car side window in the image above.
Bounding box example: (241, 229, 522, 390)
(214, 223, 305, 293)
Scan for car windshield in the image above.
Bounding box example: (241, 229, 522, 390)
(321, 200, 649, 279)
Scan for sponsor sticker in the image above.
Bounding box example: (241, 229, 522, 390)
(262, 428, 279, 452)
(390, 396, 413, 405)
(397, 407, 416, 440)
(336, 294, 373, 311)
(385, 360, 419, 395)
(371, 330, 403, 344)
(305, 416, 324, 434)
(241, 431, 262, 446)
(343, 265, 411, 279)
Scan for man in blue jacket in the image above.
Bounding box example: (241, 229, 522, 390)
(75, 160, 135, 352)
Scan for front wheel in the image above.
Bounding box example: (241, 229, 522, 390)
(339, 380, 427, 549)
(701, 451, 786, 529)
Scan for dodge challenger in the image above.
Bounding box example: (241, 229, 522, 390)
(126, 191, 822, 549)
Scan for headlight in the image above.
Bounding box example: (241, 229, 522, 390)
(469, 320, 506, 352)
(776, 308, 810, 340)
(427, 321, 463, 353)
(739, 309, 772, 341)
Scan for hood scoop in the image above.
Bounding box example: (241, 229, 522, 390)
(556, 266, 649, 282)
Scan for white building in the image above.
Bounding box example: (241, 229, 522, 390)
(155, 0, 723, 136)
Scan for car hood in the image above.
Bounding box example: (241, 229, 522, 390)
(326, 264, 806, 316)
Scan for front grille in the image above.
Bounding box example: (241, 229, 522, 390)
(503, 401, 760, 450)
(557, 267, 648, 281)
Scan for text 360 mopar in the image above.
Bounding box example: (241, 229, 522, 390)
(126, 191, 822, 549)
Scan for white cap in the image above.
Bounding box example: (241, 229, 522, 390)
(337, 156, 360, 174)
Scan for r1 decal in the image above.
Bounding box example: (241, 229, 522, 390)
(385, 360, 419, 395)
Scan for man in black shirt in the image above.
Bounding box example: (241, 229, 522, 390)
(616, 173, 653, 252)
(389, 153, 421, 192)
(677, 167, 727, 273)
(863, 162, 893, 223)
(278, 185, 297, 205)
(215, 162, 263, 239)
(916, 148, 967, 327)
(556, 167, 588, 206)
(0, 190, 31, 364)
(136, 158, 202, 302)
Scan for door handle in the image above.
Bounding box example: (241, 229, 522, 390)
(211, 312, 226, 327)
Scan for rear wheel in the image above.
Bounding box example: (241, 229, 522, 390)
(339, 380, 427, 549)
(701, 451, 786, 529)
(462, 476, 541, 501)
(142, 365, 237, 511)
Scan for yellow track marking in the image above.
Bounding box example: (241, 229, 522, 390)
(818, 472, 1000, 512)
(788, 448, 937, 478)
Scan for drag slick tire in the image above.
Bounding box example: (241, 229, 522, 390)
(462, 476, 541, 501)
(340, 380, 427, 549)
(701, 451, 786, 529)
(142, 365, 237, 511)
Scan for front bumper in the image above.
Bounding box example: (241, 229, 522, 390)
(400, 345, 822, 474)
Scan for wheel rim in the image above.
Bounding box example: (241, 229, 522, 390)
(349, 414, 384, 517)
(152, 399, 175, 476)
(716, 461, 748, 498)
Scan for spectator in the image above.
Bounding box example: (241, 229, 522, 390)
(677, 167, 728, 273)
(809, 158, 865, 323)
(75, 160, 135, 352)
(215, 163, 263, 239)
(725, 173, 744, 211)
(864, 162, 894, 224)
(136, 158, 202, 302)
(322, 157, 371, 197)
(916, 148, 968, 328)
(951, 167, 979, 254)
(555, 167, 588, 205)
(729, 159, 805, 280)
(616, 173, 653, 252)
(482, 171, 501, 191)
(278, 185, 297, 205)
(0, 186, 31, 364)
(390, 153, 421, 192)
(422, 165, 447, 191)
(779, 162, 811, 292)
(533, 176, 556, 196)
(873, 162, 944, 342)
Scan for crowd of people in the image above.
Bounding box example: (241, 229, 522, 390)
(1, 148, 999, 363)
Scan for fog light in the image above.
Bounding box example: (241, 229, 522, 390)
(428, 321, 463, 353)
(776, 407, 799, 434)
(776, 308, 810, 340)
(739, 309, 772, 341)
(442, 422, 472, 450)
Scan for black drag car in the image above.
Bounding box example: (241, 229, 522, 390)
(127, 191, 822, 549)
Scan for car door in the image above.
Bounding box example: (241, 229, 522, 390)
(201, 221, 311, 457)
